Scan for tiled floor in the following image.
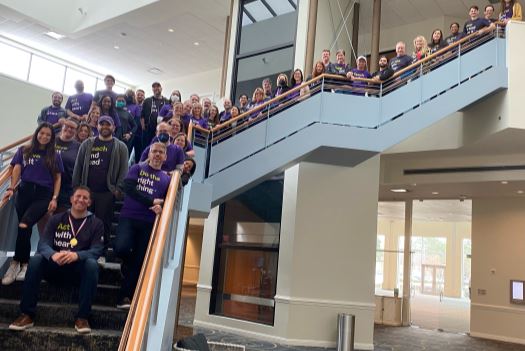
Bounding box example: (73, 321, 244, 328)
(177, 287, 525, 351)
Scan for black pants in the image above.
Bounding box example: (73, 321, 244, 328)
(113, 217, 153, 300)
(90, 192, 115, 250)
(20, 255, 99, 319)
(14, 182, 52, 263)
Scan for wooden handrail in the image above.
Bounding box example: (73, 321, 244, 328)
(0, 135, 31, 154)
(0, 167, 13, 209)
(122, 171, 181, 351)
(207, 25, 501, 135)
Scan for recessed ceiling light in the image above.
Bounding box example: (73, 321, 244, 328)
(168, 28, 175, 33)
(44, 31, 66, 40)
(114, 45, 120, 50)
(147, 67, 163, 75)
(501, 181, 508, 184)
(518, 190, 524, 194)
(432, 191, 439, 195)
(390, 188, 408, 193)
(193, 41, 200, 46)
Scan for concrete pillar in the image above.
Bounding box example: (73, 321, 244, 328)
(350, 2, 360, 68)
(402, 199, 412, 326)
(305, 0, 319, 77)
(370, 0, 381, 73)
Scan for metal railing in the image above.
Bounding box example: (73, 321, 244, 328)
(189, 25, 505, 179)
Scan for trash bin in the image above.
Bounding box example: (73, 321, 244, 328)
(337, 313, 355, 351)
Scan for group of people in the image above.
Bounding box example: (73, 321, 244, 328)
(2, 80, 197, 334)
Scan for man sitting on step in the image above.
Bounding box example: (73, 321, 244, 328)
(9, 186, 104, 334)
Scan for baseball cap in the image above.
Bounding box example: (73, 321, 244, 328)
(152, 81, 161, 87)
(98, 115, 114, 126)
(357, 55, 367, 62)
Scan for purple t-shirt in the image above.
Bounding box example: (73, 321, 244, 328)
(159, 104, 173, 118)
(501, 6, 513, 20)
(66, 93, 93, 117)
(55, 138, 80, 192)
(87, 138, 114, 193)
(39, 106, 67, 125)
(219, 111, 232, 123)
(120, 164, 170, 222)
(11, 147, 64, 189)
(191, 117, 208, 129)
(350, 69, 372, 88)
(140, 144, 184, 172)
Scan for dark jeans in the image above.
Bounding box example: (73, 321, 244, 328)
(132, 133, 144, 164)
(113, 217, 153, 300)
(90, 192, 115, 250)
(20, 255, 99, 319)
(14, 182, 52, 263)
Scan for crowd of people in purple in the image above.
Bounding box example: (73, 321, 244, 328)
(0, 1, 521, 335)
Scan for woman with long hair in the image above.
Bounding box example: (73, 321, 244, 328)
(500, 0, 523, 22)
(429, 29, 445, 53)
(2, 122, 64, 285)
(174, 132, 195, 158)
(76, 123, 92, 143)
(412, 35, 430, 61)
(274, 74, 290, 97)
(191, 102, 208, 129)
(98, 95, 122, 137)
(87, 105, 100, 137)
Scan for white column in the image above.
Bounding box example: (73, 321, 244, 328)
(402, 200, 412, 326)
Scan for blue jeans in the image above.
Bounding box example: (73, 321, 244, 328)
(113, 217, 153, 300)
(20, 254, 99, 319)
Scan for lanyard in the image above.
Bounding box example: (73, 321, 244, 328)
(69, 215, 88, 246)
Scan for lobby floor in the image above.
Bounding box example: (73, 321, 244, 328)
(177, 286, 525, 351)
(410, 293, 470, 333)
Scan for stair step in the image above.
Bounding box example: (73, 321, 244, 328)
(0, 323, 120, 351)
(0, 299, 127, 330)
(0, 281, 120, 307)
(97, 263, 122, 285)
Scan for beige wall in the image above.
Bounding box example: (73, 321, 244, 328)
(195, 157, 380, 349)
(183, 223, 204, 286)
(377, 217, 471, 298)
(0, 74, 57, 145)
(470, 197, 525, 344)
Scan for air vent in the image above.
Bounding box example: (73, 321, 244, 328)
(404, 165, 525, 175)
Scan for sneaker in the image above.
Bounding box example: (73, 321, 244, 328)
(117, 297, 131, 310)
(2, 261, 21, 285)
(15, 264, 28, 281)
(74, 319, 91, 334)
(97, 256, 106, 267)
(9, 314, 34, 331)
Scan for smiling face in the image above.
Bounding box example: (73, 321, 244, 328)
(378, 57, 388, 68)
(223, 99, 232, 110)
(315, 62, 324, 74)
(101, 96, 112, 111)
(98, 121, 114, 138)
(173, 102, 183, 116)
(77, 125, 90, 142)
(88, 107, 100, 126)
(450, 23, 460, 35)
(136, 90, 145, 104)
(469, 6, 479, 20)
(432, 30, 442, 42)
(52, 93, 63, 107)
(70, 188, 92, 212)
(322, 50, 330, 63)
(396, 42, 406, 56)
(484, 5, 494, 19)
(293, 70, 303, 83)
(231, 106, 239, 117)
(336, 51, 345, 64)
(239, 95, 248, 106)
(148, 143, 167, 169)
(175, 135, 186, 148)
(60, 119, 78, 141)
(37, 127, 53, 146)
(357, 59, 366, 71)
(183, 159, 194, 173)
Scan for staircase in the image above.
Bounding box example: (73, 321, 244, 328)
(0, 203, 127, 351)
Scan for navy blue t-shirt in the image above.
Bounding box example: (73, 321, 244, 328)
(389, 55, 412, 72)
(463, 18, 491, 35)
(445, 33, 465, 45)
(87, 138, 114, 193)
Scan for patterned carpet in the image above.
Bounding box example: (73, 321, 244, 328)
(177, 287, 525, 351)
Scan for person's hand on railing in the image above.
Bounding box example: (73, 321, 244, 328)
(150, 198, 164, 215)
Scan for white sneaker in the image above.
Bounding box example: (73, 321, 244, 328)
(97, 256, 106, 267)
(2, 261, 21, 285)
(15, 263, 28, 281)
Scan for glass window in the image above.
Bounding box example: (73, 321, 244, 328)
(28, 55, 65, 92)
(234, 46, 294, 103)
(211, 176, 284, 325)
(63, 68, 97, 95)
(114, 84, 127, 95)
(244, 1, 274, 22)
(266, 0, 296, 15)
(0, 42, 31, 80)
(375, 235, 385, 289)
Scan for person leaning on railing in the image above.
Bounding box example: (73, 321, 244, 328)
(346, 56, 372, 91)
(113, 142, 171, 309)
(372, 42, 412, 82)
(175, 132, 195, 158)
(464, 5, 496, 36)
(429, 29, 446, 54)
(2, 122, 64, 286)
(445, 22, 465, 45)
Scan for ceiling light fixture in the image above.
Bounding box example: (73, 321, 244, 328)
(193, 41, 200, 46)
(113, 45, 120, 50)
(168, 28, 175, 33)
(432, 191, 439, 195)
(518, 190, 524, 194)
(44, 31, 66, 40)
(501, 181, 508, 184)
(147, 67, 163, 75)
(390, 188, 408, 193)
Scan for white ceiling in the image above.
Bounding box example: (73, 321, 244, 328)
(0, 0, 229, 86)
(0, 0, 498, 87)
(379, 200, 472, 222)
